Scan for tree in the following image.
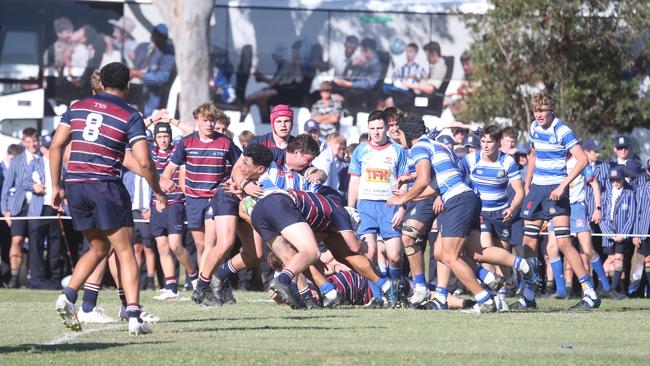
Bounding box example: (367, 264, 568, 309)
(461, 0, 649, 136)
(153, 0, 213, 123)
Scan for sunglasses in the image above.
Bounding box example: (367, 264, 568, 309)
(615, 146, 629, 150)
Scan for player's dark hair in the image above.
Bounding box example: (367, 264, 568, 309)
(480, 125, 503, 142)
(243, 144, 274, 169)
(368, 109, 387, 125)
(100, 62, 130, 90)
(287, 134, 321, 157)
(397, 113, 426, 146)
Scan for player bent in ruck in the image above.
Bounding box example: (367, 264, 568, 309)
(50, 62, 167, 335)
(514, 92, 600, 310)
(388, 114, 534, 313)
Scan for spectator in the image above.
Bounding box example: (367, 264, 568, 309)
(303, 120, 321, 144)
(43, 17, 74, 78)
(332, 38, 382, 112)
(245, 44, 303, 122)
(455, 50, 477, 97)
(25, 134, 63, 289)
(239, 130, 255, 149)
(210, 47, 236, 104)
(310, 81, 342, 137)
(633, 51, 649, 99)
(131, 24, 176, 116)
(65, 24, 107, 94)
(358, 133, 369, 144)
(1, 128, 41, 288)
(451, 127, 467, 147)
(0, 144, 22, 284)
(384, 42, 427, 108)
(107, 16, 137, 68)
(312, 133, 347, 194)
(333, 35, 360, 78)
(402, 41, 447, 96)
(500, 127, 518, 155)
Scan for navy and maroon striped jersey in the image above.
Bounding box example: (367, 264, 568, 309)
(288, 190, 352, 232)
(151, 144, 183, 204)
(327, 270, 372, 305)
(60, 93, 147, 182)
(169, 132, 241, 198)
(249, 132, 295, 165)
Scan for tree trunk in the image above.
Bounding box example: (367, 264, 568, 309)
(153, 0, 213, 125)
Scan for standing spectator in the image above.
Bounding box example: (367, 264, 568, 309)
(2, 128, 41, 288)
(402, 41, 447, 96)
(131, 24, 175, 116)
(25, 134, 64, 289)
(310, 81, 342, 137)
(632, 160, 650, 288)
(312, 133, 347, 194)
(599, 166, 636, 293)
(500, 127, 518, 155)
(1, 144, 22, 278)
(303, 120, 322, 145)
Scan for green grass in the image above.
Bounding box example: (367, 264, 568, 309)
(1, 289, 649, 366)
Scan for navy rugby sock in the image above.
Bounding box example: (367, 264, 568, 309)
(81, 282, 100, 312)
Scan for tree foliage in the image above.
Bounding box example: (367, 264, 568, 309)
(462, 0, 649, 136)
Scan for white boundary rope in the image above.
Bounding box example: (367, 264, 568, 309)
(1, 215, 649, 238)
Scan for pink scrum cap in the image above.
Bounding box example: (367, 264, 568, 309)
(270, 104, 293, 125)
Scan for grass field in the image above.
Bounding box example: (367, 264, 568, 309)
(1, 289, 649, 366)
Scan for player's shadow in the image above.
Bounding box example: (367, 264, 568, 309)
(0, 341, 167, 354)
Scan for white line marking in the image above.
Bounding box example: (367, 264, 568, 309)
(44, 324, 122, 345)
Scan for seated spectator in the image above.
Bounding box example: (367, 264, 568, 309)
(245, 43, 303, 122)
(384, 43, 427, 109)
(332, 38, 382, 111)
(333, 35, 360, 78)
(310, 81, 342, 137)
(239, 130, 255, 149)
(402, 41, 447, 96)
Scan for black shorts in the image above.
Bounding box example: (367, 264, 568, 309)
(132, 210, 152, 247)
(480, 209, 512, 242)
(10, 202, 29, 237)
(438, 191, 481, 238)
(509, 216, 524, 246)
(251, 193, 304, 242)
(639, 238, 650, 257)
(212, 187, 241, 217)
(520, 184, 570, 221)
(150, 203, 185, 237)
(65, 181, 133, 232)
(603, 240, 627, 255)
(403, 198, 437, 229)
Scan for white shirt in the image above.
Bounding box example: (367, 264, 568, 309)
(25, 151, 35, 204)
(610, 186, 622, 220)
(131, 175, 151, 211)
(43, 157, 53, 207)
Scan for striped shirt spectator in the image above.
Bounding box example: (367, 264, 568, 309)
(151, 144, 183, 204)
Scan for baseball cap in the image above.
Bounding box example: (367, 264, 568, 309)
(39, 134, 52, 149)
(304, 120, 319, 133)
(464, 134, 480, 149)
(609, 166, 625, 180)
(515, 143, 531, 155)
(436, 134, 454, 146)
(624, 159, 645, 178)
(614, 136, 630, 149)
(582, 138, 601, 152)
(153, 23, 169, 36)
(154, 122, 172, 136)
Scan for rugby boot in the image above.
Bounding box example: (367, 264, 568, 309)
(269, 278, 302, 309)
(55, 294, 82, 332)
(192, 287, 223, 307)
(569, 295, 601, 310)
(509, 297, 537, 310)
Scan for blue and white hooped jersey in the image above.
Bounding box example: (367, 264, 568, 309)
(459, 151, 520, 211)
(259, 161, 310, 195)
(529, 117, 579, 186)
(348, 142, 409, 201)
(410, 135, 472, 203)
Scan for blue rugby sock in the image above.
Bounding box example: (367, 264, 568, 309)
(81, 282, 100, 312)
(63, 286, 78, 304)
(590, 257, 610, 292)
(278, 269, 295, 286)
(476, 267, 489, 282)
(413, 274, 426, 287)
(550, 257, 566, 296)
(388, 266, 401, 280)
(319, 281, 336, 297)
